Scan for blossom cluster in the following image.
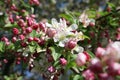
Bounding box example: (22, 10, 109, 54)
(81, 41, 120, 80)
(0, 3, 93, 79)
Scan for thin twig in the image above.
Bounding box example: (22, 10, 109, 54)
(96, 8, 120, 21)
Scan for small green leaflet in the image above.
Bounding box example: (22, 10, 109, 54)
(87, 50, 95, 58)
(73, 75, 84, 80)
(49, 47, 61, 61)
(29, 45, 36, 53)
(0, 41, 5, 52)
(29, 30, 36, 37)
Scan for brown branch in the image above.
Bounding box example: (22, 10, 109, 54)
(96, 8, 120, 21)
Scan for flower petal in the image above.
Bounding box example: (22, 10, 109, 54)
(58, 41, 65, 47)
(51, 18, 59, 28)
(68, 24, 78, 31)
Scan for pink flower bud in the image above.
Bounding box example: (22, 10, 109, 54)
(76, 53, 87, 66)
(38, 38, 45, 46)
(19, 34, 25, 40)
(48, 66, 55, 73)
(82, 69, 95, 80)
(98, 73, 114, 80)
(10, 4, 18, 11)
(16, 61, 21, 65)
(47, 54, 54, 62)
(108, 62, 120, 76)
(60, 58, 67, 66)
(12, 28, 19, 35)
(83, 51, 90, 61)
(26, 27, 32, 33)
(5, 41, 10, 46)
(21, 42, 27, 47)
(17, 57, 21, 61)
(46, 28, 56, 38)
(27, 37, 33, 42)
(104, 30, 109, 38)
(117, 28, 120, 32)
(12, 36, 17, 43)
(65, 40, 77, 50)
(1, 36, 9, 42)
(32, 23, 39, 30)
(89, 58, 103, 73)
(89, 22, 95, 27)
(39, 22, 46, 32)
(29, 0, 40, 5)
(116, 33, 120, 40)
(30, 14, 36, 18)
(17, 19, 26, 27)
(29, 63, 34, 71)
(89, 32, 95, 38)
(9, 14, 14, 24)
(27, 17, 34, 26)
(16, 15, 21, 20)
(95, 47, 106, 58)
(21, 9, 26, 13)
(105, 41, 120, 61)
(3, 59, 8, 64)
(33, 37, 40, 42)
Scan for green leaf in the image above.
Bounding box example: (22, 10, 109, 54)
(71, 11, 81, 16)
(98, 11, 108, 16)
(109, 18, 119, 28)
(116, 76, 120, 79)
(83, 35, 90, 39)
(36, 46, 41, 53)
(29, 45, 36, 53)
(6, 43, 15, 50)
(67, 61, 77, 69)
(20, 0, 31, 9)
(107, 2, 116, 8)
(4, 76, 10, 80)
(31, 7, 34, 14)
(4, 23, 18, 28)
(49, 47, 61, 61)
(73, 75, 84, 80)
(59, 14, 74, 23)
(71, 54, 77, 59)
(86, 10, 96, 18)
(0, 1, 4, 5)
(0, 41, 5, 52)
(87, 50, 95, 58)
(53, 60, 59, 67)
(29, 30, 36, 37)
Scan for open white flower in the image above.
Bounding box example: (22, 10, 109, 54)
(79, 12, 90, 28)
(46, 18, 84, 47)
(79, 12, 95, 28)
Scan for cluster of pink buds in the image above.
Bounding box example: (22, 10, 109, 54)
(10, 4, 18, 11)
(1, 36, 10, 45)
(82, 41, 120, 80)
(29, 0, 40, 6)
